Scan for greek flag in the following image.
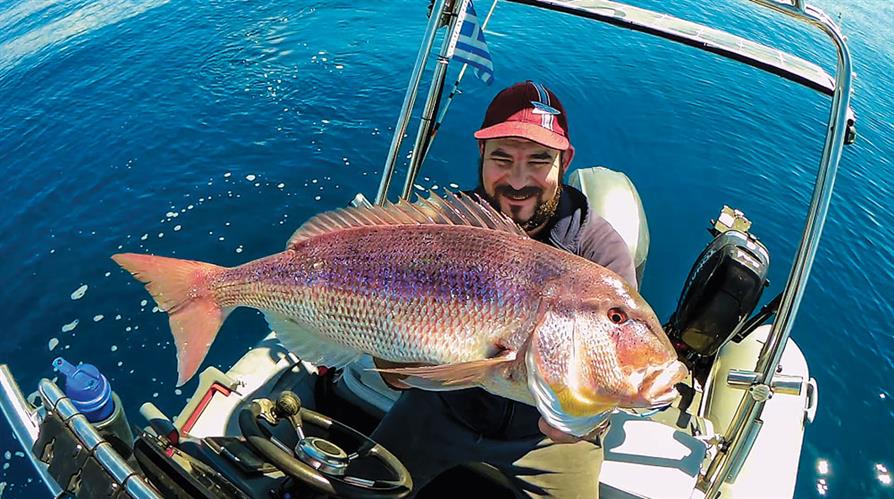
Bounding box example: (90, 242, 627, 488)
(448, 0, 494, 85)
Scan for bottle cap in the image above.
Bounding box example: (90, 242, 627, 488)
(53, 357, 114, 422)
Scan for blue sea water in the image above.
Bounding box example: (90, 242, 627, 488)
(0, 0, 891, 497)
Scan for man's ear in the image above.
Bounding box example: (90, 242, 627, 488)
(561, 145, 575, 169)
(478, 140, 486, 156)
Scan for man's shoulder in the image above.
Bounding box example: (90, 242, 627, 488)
(558, 184, 638, 289)
(576, 212, 638, 289)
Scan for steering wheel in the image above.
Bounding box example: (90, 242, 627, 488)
(238, 391, 412, 498)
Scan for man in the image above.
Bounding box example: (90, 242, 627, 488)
(371, 81, 637, 497)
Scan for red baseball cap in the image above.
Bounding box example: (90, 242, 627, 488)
(474, 81, 571, 151)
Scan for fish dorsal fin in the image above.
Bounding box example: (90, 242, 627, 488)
(286, 190, 527, 249)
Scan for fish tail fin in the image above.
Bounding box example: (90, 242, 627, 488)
(112, 253, 232, 386)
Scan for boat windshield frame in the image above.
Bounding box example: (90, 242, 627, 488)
(375, 1, 854, 497)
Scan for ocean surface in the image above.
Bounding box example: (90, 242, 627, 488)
(0, 0, 891, 497)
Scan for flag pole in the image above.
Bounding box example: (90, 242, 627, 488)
(429, 0, 499, 139)
(375, 0, 451, 205)
(400, 0, 471, 200)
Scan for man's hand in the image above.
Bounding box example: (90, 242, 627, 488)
(538, 417, 610, 444)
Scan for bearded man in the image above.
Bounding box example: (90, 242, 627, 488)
(372, 81, 637, 498)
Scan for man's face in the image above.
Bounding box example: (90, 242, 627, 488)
(481, 137, 563, 231)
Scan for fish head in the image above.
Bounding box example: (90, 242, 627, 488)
(595, 281, 688, 409)
(526, 275, 688, 436)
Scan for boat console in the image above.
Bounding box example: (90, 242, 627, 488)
(25, 370, 412, 499)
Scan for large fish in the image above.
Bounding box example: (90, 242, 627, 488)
(113, 191, 687, 436)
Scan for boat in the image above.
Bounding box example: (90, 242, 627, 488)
(0, 0, 857, 497)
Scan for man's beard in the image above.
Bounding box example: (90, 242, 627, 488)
(490, 183, 562, 231)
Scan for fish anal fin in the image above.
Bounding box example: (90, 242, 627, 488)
(263, 311, 361, 368)
(372, 351, 517, 388)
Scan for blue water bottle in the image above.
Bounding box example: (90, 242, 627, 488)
(53, 358, 134, 456)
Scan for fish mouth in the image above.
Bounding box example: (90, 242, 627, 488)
(639, 360, 689, 407)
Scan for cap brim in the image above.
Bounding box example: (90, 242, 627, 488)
(474, 122, 570, 151)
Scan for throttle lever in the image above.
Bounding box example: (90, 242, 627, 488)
(276, 391, 305, 440)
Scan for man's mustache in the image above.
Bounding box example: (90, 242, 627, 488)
(495, 185, 543, 199)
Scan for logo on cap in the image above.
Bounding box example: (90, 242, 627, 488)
(530, 101, 561, 115)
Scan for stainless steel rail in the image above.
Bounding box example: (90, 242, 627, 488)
(0, 366, 39, 444)
(0, 366, 63, 496)
(727, 369, 802, 396)
(699, 3, 852, 495)
(508, 0, 846, 98)
(375, 0, 450, 205)
(401, 0, 468, 199)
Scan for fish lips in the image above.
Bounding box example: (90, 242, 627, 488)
(637, 360, 689, 407)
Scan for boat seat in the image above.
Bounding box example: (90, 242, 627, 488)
(336, 354, 402, 416)
(567, 166, 650, 285)
(599, 413, 706, 498)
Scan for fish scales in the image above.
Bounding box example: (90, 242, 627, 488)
(209, 225, 566, 365)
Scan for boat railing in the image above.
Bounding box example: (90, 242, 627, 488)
(699, 2, 852, 495)
(376, 1, 853, 497)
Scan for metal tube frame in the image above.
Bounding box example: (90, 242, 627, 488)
(401, 0, 469, 200)
(0, 366, 63, 497)
(700, 2, 852, 495)
(375, 0, 451, 205)
(378, 0, 852, 496)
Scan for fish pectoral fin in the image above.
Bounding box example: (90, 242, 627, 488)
(263, 312, 361, 368)
(372, 351, 517, 388)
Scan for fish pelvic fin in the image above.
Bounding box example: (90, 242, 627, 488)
(372, 350, 517, 389)
(286, 190, 527, 249)
(111, 253, 232, 386)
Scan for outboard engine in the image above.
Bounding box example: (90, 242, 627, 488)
(668, 206, 770, 370)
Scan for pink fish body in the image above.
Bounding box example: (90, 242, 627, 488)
(113, 192, 686, 436)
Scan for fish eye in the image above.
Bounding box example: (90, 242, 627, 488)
(608, 308, 628, 324)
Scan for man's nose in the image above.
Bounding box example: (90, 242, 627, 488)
(507, 164, 528, 189)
